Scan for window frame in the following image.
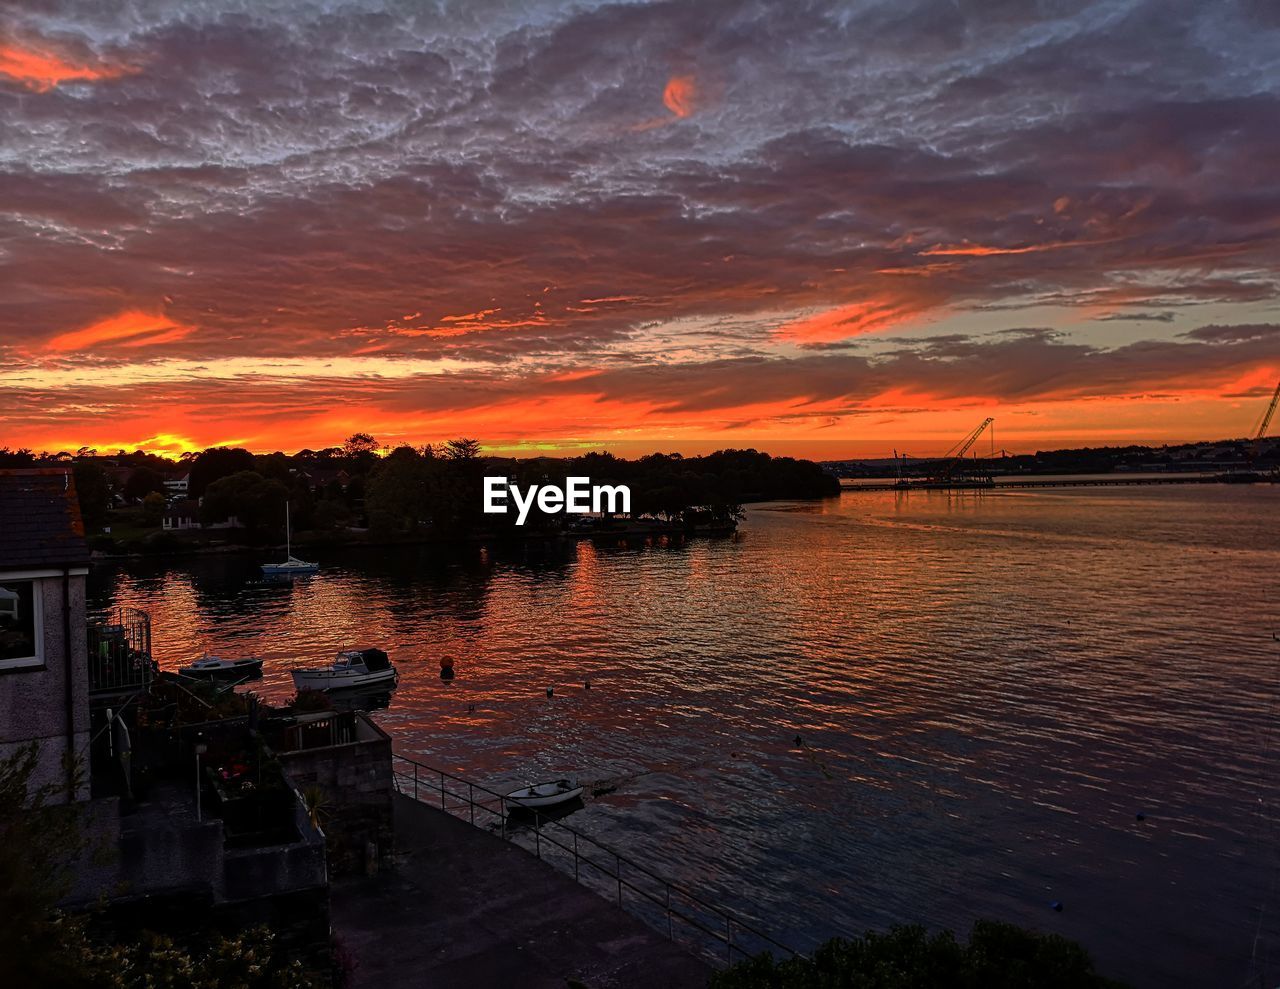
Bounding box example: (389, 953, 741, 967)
(0, 573, 45, 672)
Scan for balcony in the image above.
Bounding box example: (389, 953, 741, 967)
(87, 607, 157, 698)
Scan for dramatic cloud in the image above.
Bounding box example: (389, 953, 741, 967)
(0, 0, 1277, 455)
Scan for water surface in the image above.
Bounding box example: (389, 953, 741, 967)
(90, 484, 1280, 987)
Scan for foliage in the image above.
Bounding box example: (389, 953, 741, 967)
(188, 446, 256, 498)
(301, 785, 330, 831)
(78, 925, 328, 989)
(123, 466, 167, 502)
(12, 439, 838, 544)
(0, 743, 89, 987)
(342, 432, 380, 475)
(72, 461, 113, 532)
(0, 445, 39, 467)
(444, 437, 481, 460)
(710, 923, 1129, 989)
(137, 675, 249, 728)
(141, 491, 167, 526)
(292, 688, 335, 713)
(200, 471, 289, 533)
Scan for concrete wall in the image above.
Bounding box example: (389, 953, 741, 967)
(67, 784, 327, 909)
(0, 572, 89, 802)
(279, 714, 394, 874)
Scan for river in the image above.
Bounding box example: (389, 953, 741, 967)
(89, 483, 1280, 987)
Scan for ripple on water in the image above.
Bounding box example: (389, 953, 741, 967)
(90, 485, 1280, 988)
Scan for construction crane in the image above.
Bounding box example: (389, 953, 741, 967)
(1250, 380, 1280, 459)
(935, 417, 995, 481)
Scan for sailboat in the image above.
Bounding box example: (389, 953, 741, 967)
(261, 503, 319, 576)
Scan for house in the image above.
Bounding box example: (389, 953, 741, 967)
(162, 499, 201, 530)
(301, 466, 351, 496)
(163, 472, 190, 495)
(1, 470, 337, 966)
(0, 469, 91, 802)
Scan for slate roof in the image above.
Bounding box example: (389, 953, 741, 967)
(0, 469, 90, 571)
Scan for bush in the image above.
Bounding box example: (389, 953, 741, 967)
(88, 534, 118, 554)
(710, 922, 1129, 989)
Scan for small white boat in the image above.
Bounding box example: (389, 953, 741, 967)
(291, 648, 397, 691)
(505, 777, 583, 810)
(179, 655, 264, 679)
(263, 503, 318, 576)
(262, 555, 320, 576)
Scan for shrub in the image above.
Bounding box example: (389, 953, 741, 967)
(709, 922, 1129, 989)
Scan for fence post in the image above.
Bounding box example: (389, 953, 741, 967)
(535, 818, 541, 858)
(616, 855, 623, 906)
(413, 762, 418, 800)
(726, 918, 732, 965)
(500, 799, 506, 839)
(440, 771, 445, 809)
(469, 783, 475, 826)
(574, 833, 579, 881)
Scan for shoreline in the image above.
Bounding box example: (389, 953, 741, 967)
(90, 517, 746, 562)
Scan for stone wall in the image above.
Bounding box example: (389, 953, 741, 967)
(278, 714, 394, 875)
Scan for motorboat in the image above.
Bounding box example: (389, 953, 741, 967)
(178, 655, 264, 680)
(291, 648, 397, 691)
(505, 777, 583, 810)
(262, 503, 318, 576)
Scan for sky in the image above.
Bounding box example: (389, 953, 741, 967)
(1, 0, 1278, 459)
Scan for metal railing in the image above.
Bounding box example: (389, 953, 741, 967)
(87, 607, 155, 696)
(391, 753, 799, 967)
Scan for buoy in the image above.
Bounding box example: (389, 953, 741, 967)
(440, 666, 455, 681)
(584, 680, 591, 690)
(794, 735, 804, 748)
(1136, 811, 1146, 822)
(1050, 901, 1063, 912)
(440, 656, 454, 669)
(546, 686, 554, 698)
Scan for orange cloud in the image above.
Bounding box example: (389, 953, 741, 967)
(0, 39, 137, 92)
(45, 310, 195, 352)
(775, 291, 942, 342)
(920, 238, 1113, 257)
(663, 75, 696, 118)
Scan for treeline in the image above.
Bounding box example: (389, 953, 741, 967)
(0, 436, 838, 540)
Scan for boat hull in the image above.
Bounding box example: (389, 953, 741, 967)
(505, 781, 584, 809)
(291, 667, 397, 691)
(180, 660, 263, 680)
(262, 563, 319, 576)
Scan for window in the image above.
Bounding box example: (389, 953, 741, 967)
(0, 579, 42, 669)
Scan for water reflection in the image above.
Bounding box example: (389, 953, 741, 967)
(88, 486, 1280, 988)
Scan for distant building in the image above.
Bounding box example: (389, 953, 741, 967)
(163, 472, 190, 495)
(302, 466, 350, 494)
(162, 499, 201, 531)
(0, 469, 91, 802)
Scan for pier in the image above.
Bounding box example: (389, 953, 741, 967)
(840, 474, 1246, 492)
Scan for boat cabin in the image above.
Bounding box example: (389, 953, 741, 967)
(338, 648, 390, 672)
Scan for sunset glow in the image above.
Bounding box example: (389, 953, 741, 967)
(0, 39, 135, 91)
(1, 3, 1277, 460)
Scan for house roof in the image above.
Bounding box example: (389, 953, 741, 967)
(0, 469, 90, 571)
